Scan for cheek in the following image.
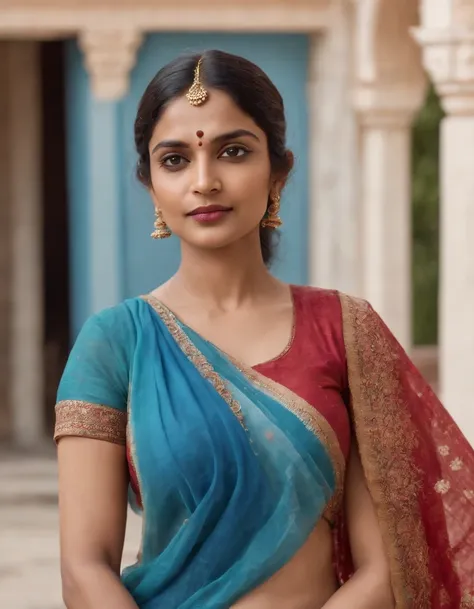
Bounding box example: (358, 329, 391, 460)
(238, 167, 271, 211)
(149, 169, 182, 208)
(231, 158, 271, 195)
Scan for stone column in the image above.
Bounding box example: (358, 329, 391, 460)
(7, 41, 44, 448)
(355, 87, 425, 350)
(77, 30, 142, 318)
(308, 1, 360, 295)
(353, 0, 426, 351)
(0, 43, 13, 441)
(415, 7, 474, 444)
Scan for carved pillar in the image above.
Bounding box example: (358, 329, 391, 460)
(76, 30, 143, 318)
(354, 0, 427, 350)
(355, 85, 426, 350)
(78, 29, 143, 101)
(414, 1, 474, 443)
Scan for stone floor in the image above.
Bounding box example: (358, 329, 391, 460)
(0, 455, 141, 609)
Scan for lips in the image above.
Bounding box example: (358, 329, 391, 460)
(187, 204, 233, 224)
(187, 205, 232, 216)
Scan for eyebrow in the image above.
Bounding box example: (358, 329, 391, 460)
(151, 129, 260, 155)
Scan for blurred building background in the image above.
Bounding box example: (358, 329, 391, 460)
(0, 0, 473, 454)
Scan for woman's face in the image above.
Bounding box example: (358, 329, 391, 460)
(148, 88, 276, 252)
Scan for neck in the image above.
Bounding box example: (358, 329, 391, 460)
(173, 231, 276, 310)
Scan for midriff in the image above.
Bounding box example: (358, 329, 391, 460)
(231, 519, 337, 609)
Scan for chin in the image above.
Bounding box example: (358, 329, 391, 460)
(179, 219, 262, 253)
(189, 235, 239, 252)
(184, 226, 249, 251)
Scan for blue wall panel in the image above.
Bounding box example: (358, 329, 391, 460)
(67, 34, 309, 334)
(67, 42, 124, 336)
(66, 42, 91, 337)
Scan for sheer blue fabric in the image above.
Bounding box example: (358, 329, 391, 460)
(58, 297, 338, 608)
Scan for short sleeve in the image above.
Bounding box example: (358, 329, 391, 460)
(54, 304, 135, 445)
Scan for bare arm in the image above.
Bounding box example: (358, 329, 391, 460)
(322, 441, 394, 609)
(58, 437, 138, 609)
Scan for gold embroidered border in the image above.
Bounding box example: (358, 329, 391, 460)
(340, 293, 430, 608)
(234, 362, 346, 519)
(143, 295, 246, 428)
(54, 400, 127, 445)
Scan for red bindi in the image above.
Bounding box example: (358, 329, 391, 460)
(198, 142, 203, 146)
(196, 130, 204, 138)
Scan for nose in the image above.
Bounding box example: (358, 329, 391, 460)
(191, 157, 222, 196)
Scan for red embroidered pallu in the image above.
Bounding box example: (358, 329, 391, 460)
(338, 294, 474, 608)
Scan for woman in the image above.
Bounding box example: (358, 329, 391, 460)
(55, 50, 474, 609)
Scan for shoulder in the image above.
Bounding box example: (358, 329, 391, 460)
(79, 298, 144, 343)
(292, 285, 345, 342)
(294, 286, 372, 317)
(293, 285, 340, 306)
(336, 292, 381, 333)
(293, 286, 380, 344)
(293, 285, 344, 323)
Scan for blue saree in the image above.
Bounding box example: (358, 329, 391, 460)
(55, 295, 345, 609)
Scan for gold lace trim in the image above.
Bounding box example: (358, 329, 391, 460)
(340, 293, 431, 608)
(54, 400, 127, 445)
(142, 295, 245, 427)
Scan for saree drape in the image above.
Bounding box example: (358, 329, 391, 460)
(338, 293, 474, 609)
(56, 295, 344, 609)
(54, 289, 474, 608)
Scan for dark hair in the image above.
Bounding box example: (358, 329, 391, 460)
(134, 49, 293, 266)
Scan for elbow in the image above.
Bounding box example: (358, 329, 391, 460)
(61, 559, 96, 607)
(371, 568, 395, 609)
(60, 560, 82, 607)
(356, 564, 394, 609)
(374, 578, 394, 609)
(60, 558, 114, 608)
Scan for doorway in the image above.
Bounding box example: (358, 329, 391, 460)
(40, 40, 70, 434)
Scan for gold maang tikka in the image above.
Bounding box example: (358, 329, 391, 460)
(186, 58, 209, 107)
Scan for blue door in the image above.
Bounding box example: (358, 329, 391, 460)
(67, 33, 309, 334)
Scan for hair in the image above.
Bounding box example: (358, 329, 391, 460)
(134, 49, 293, 266)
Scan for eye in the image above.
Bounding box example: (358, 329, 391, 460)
(220, 145, 248, 159)
(160, 154, 187, 169)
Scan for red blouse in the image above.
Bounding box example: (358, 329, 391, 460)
(255, 285, 351, 460)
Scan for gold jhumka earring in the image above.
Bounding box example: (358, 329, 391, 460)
(261, 192, 283, 229)
(186, 57, 209, 107)
(151, 208, 172, 239)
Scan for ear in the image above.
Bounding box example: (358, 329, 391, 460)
(148, 184, 159, 211)
(285, 150, 295, 172)
(271, 150, 294, 194)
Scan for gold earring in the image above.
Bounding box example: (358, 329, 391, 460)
(151, 209, 172, 239)
(261, 193, 283, 229)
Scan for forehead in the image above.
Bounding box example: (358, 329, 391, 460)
(150, 88, 264, 143)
